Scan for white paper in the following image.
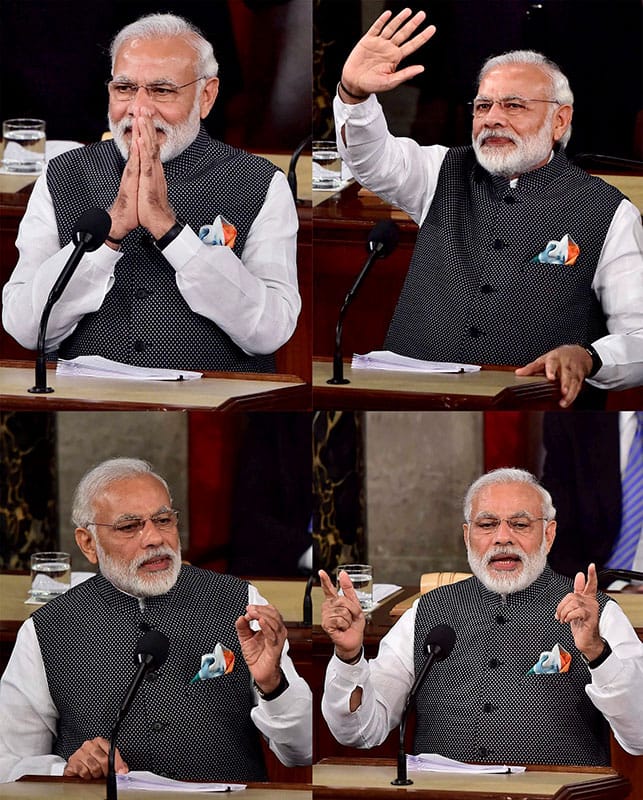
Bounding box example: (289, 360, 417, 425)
(352, 351, 481, 374)
(25, 571, 95, 604)
(57, 355, 202, 382)
(408, 753, 526, 774)
(373, 583, 402, 604)
(117, 770, 246, 792)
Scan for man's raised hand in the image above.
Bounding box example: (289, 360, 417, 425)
(319, 569, 366, 662)
(341, 8, 436, 99)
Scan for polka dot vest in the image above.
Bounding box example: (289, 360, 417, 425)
(385, 148, 625, 365)
(412, 566, 612, 765)
(31, 565, 267, 782)
(46, 129, 278, 372)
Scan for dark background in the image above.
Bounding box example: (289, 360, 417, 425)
(314, 0, 643, 160)
(0, 0, 311, 151)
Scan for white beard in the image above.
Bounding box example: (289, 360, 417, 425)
(94, 538, 182, 597)
(466, 536, 549, 594)
(108, 95, 202, 163)
(472, 123, 554, 178)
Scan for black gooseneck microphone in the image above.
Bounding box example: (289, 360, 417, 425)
(28, 207, 112, 394)
(287, 134, 313, 203)
(327, 219, 400, 385)
(391, 624, 456, 786)
(598, 569, 643, 584)
(303, 573, 315, 626)
(106, 629, 170, 800)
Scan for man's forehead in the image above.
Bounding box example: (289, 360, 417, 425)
(95, 474, 170, 506)
(478, 63, 549, 93)
(113, 36, 197, 74)
(471, 481, 542, 510)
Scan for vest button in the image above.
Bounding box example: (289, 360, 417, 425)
(504, 195, 516, 204)
(146, 671, 159, 682)
(469, 326, 483, 338)
(152, 722, 163, 732)
(493, 238, 504, 250)
(478, 746, 489, 758)
(483, 702, 495, 712)
(133, 340, 145, 352)
(495, 614, 506, 624)
(480, 284, 493, 294)
(488, 658, 500, 669)
(135, 288, 151, 300)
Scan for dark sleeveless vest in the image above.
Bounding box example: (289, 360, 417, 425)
(385, 148, 625, 365)
(46, 128, 278, 372)
(412, 566, 612, 765)
(31, 565, 267, 781)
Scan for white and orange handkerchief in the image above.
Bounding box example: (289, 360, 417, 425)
(527, 643, 571, 674)
(198, 215, 238, 248)
(533, 234, 580, 266)
(190, 643, 235, 684)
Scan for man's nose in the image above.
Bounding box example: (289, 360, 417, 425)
(140, 518, 164, 545)
(493, 520, 514, 543)
(483, 101, 510, 126)
(128, 86, 155, 115)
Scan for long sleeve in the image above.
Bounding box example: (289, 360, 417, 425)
(2, 170, 300, 357)
(587, 600, 643, 754)
(0, 618, 65, 782)
(247, 585, 312, 766)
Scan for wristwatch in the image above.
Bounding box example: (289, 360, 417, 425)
(580, 638, 612, 669)
(254, 669, 289, 701)
(154, 218, 185, 250)
(582, 343, 603, 378)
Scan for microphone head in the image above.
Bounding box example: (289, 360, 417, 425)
(72, 208, 112, 252)
(367, 219, 400, 258)
(425, 624, 456, 662)
(135, 629, 170, 670)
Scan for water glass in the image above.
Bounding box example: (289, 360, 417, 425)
(312, 140, 342, 190)
(2, 118, 46, 173)
(30, 552, 71, 603)
(337, 563, 374, 611)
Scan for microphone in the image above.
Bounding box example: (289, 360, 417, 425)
(28, 207, 112, 394)
(598, 568, 643, 585)
(327, 220, 400, 385)
(303, 573, 315, 626)
(106, 629, 170, 800)
(287, 134, 312, 203)
(392, 624, 456, 786)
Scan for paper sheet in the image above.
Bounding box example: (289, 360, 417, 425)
(408, 753, 526, 774)
(57, 355, 202, 381)
(117, 770, 246, 792)
(352, 351, 481, 374)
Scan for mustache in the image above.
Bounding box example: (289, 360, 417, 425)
(134, 547, 177, 569)
(483, 545, 525, 564)
(477, 130, 518, 145)
(114, 117, 172, 136)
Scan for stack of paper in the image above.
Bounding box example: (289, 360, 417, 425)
(407, 753, 526, 774)
(351, 351, 480, 374)
(117, 771, 246, 792)
(57, 355, 202, 381)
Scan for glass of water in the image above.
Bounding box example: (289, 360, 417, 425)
(312, 140, 342, 190)
(30, 552, 71, 603)
(2, 118, 46, 174)
(337, 563, 374, 611)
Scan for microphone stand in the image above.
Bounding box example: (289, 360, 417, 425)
(303, 574, 315, 625)
(287, 134, 312, 204)
(327, 245, 382, 385)
(28, 231, 95, 394)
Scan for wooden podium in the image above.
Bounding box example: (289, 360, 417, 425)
(0, 361, 310, 412)
(313, 759, 630, 799)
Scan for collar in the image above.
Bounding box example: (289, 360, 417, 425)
(474, 564, 555, 607)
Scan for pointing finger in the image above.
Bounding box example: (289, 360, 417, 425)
(583, 563, 598, 596)
(573, 571, 586, 594)
(319, 570, 339, 599)
(338, 570, 362, 606)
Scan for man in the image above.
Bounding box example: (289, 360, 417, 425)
(320, 468, 643, 765)
(334, 8, 643, 407)
(541, 411, 643, 591)
(2, 13, 301, 372)
(0, 458, 311, 783)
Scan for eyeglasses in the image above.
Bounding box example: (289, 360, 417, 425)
(469, 515, 548, 534)
(469, 97, 561, 117)
(106, 77, 207, 103)
(88, 509, 179, 538)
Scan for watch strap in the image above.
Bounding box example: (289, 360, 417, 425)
(254, 669, 289, 701)
(154, 219, 185, 250)
(582, 343, 603, 378)
(581, 638, 612, 669)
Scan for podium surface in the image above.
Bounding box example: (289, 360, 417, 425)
(314, 760, 630, 799)
(0, 363, 309, 412)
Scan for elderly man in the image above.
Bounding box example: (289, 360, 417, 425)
(334, 9, 643, 407)
(320, 468, 643, 765)
(2, 13, 300, 372)
(0, 458, 311, 783)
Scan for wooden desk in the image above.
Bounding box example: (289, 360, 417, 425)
(0, 361, 310, 412)
(3, 776, 311, 799)
(313, 759, 629, 799)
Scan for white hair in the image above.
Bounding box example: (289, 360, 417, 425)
(110, 13, 219, 78)
(72, 458, 172, 527)
(463, 467, 556, 523)
(478, 50, 573, 148)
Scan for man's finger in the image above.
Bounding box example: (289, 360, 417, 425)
(338, 570, 362, 607)
(583, 563, 598, 596)
(573, 571, 586, 594)
(319, 569, 339, 599)
(515, 355, 545, 377)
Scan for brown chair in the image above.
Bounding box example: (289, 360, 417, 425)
(420, 571, 471, 595)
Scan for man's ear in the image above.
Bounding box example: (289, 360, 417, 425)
(552, 104, 573, 145)
(199, 77, 219, 119)
(75, 527, 98, 564)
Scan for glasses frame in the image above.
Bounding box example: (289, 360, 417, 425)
(87, 509, 180, 537)
(468, 97, 562, 117)
(467, 515, 549, 534)
(106, 77, 207, 102)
